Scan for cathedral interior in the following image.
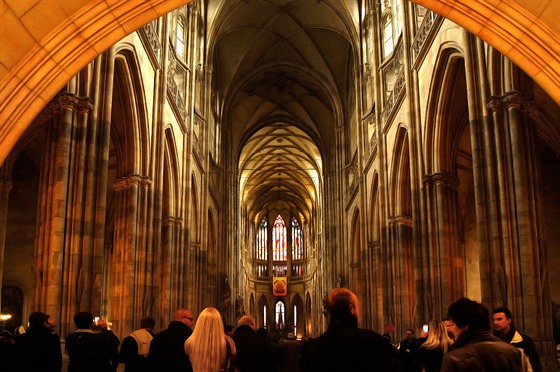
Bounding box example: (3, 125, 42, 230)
(0, 0, 559, 369)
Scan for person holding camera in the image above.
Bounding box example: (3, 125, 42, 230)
(65, 312, 120, 372)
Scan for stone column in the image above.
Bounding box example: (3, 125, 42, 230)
(423, 172, 461, 319)
(462, 33, 504, 305)
(388, 215, 414, 331)
(111, 174, 151, 336)
(34, 92, 94, 336)
(488, 91, 552, 359)
(0, 179, 13, 302)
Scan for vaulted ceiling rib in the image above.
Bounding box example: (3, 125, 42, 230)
(208, 0, 358, 218)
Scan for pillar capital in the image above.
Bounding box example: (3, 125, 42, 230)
(40, 92, 94, 118)
(163, 216, 182, 227)
(388, 215, 412, 227)
(0, 179, 13, 192)
(423, 172, 459, 188)
(114, 174, 152, 190)
(487, 91, 535, 112)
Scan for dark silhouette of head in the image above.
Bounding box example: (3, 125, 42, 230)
(28, 311, 48, 330)
(256, 326, 268, 338)
(73, 311, 94, 329)
(224, 324, 235, 335)
(140, 317, 156, 330)
(326, 287, 360, 326)
(447, 297, 490, 332)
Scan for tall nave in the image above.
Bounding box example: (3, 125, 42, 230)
(0, 0, 559, 369)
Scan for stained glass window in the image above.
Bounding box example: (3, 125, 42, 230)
(291, 217, 304, 260)
(291, 264, 303, 276)
(294, 304, 297, 336)
(272, 215, 287, 261)
(257, 264, 268, 277)
(256, 217, 268, 260)
(275, 301, 285, 330)
(273, 264, 287, 276)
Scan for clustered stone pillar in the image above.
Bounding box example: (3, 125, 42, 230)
(422, 172, 462, 320)
(31, 47, 116, 336)
(487, 91, 552, 356)
(0, 179, 12, 300)
(111, 174, 152, 336)
(34, 92, 95, 336)
(387, 215, 413, 333)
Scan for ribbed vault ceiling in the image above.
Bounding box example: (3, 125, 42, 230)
(208, 0, 358, 218)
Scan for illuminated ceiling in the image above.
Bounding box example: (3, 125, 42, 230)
(207, 0, 359, 219)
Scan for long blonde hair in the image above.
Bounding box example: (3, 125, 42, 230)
(184, 307, 227, 372)
(419, 320, 454, 354)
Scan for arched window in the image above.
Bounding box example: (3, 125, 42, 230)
(382, 14, 393, 57)
(291, 217, 303, 260)
(272, 215, 287, 261)
(176, 17, 185, 57)
(255, 216, 268, 277)
(256, 217, 268, 260)
(293, 304, 298, 335)
(275, 301, 285, 330)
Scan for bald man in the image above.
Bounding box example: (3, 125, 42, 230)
(149, 308, 194, 371)
(232, 315, 274, 371)
(301, 288, 398, 371)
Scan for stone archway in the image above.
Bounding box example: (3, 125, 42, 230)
(0, 1, 559, 165)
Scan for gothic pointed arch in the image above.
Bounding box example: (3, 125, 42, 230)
(389, 127, 415, 328)
(108, 47, 153, 335)
(423, 45, 472, 311)
(291, 294, 304, 336)
(0, 122, 44, 310)
(349, 208, 363, 306)
(207, 208, 218, 306)
(305, 292, 313, 335)
(112, 48, 150, 176)
(367, 173, 384, 330)
(258, 294, 268, 329)
(190, 174, 199, 243)
(159, 127, 181, 321)
(163, 128, 180, 218)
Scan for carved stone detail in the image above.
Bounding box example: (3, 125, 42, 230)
(114, 174, 152, 190)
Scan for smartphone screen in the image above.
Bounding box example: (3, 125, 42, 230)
(94, 316, 100, 325)
(422, 324, 428, 333)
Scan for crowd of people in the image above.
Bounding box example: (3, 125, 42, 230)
(0, 288, 552, 371)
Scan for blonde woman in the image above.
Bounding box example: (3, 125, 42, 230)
(184, 307, 231, 372)
(417, 320, 454, 372)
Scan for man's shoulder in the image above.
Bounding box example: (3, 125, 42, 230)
(339, 326, 387, 342)
(514, 331, 536, 345)
(455, 337, 520, 355)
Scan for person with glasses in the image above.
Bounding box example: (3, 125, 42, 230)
(149, 308, 195, 371)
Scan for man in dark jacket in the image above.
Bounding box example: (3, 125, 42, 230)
(492, 307, 542, 372)
(65, 312, 120, 372)
(300, 288, 398, 371)
(119, 317, 156, 372)
(148, 308, 194, 372)
(232, 315, 274, 372)
(442, 298, 524, 371)
(13, 311, 62, 372)
(398, 328, 420, 371)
